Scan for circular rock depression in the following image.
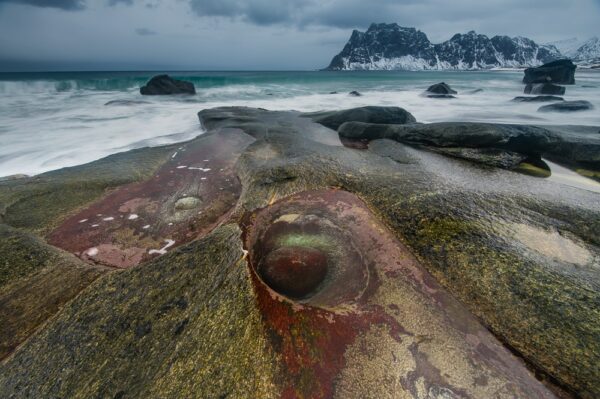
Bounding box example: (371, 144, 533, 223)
(259, 246, 328, 299)
(245, 201, 371, 308)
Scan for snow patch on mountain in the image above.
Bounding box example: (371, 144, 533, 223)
(547, 37, 600, 66)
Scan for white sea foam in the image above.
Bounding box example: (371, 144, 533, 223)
(1, 70, 599, 178)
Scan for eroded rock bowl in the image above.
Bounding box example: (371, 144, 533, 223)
(258, 245, 328, 299)
(244, 193, 371, 309)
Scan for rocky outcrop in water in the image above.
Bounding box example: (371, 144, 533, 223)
(0, 106, 599, 398)
(523, 59, 577, 84)
(512, 96, 564, 103)
(337, 121, 600, 169)
(326, 23, 560, 70)
(538, 100, 595, 113)
(426, 82, 457, 95)
(424, 82, 458, 98)
(140, 74, 196, 95)
(104, 99, 151, 106)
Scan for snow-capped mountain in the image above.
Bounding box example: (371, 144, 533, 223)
(548, 37, 600, 64)
(548, 37, 586, 58)
(326, 23, 561, 71)
(572, 37, 600, 65)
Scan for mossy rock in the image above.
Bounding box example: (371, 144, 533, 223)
(0, 144, 177, 234)
(0, 107, 599, 398)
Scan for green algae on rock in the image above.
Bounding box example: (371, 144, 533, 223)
(0, 224, 108, 360)
(242, 189, 559, 398)
(0, 225, 280, 399)
(0, 144, 177, 234)
(0, 106, 598, 398)
(46, 129, 253, 268)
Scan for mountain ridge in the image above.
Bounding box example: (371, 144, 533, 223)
(326, 23, 563, 71)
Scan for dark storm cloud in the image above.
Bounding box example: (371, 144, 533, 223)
(185, 0, 600, 35)
(187, 0, 443, 28)
(189, 0, 312, 25)
(0, 0, 85, 10)
(0, 0, 598, 71)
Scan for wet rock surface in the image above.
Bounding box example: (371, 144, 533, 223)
(425, 93, 456, 99)
(259, 245, 328, 299)
(104, 99, 151, 106)
(427, 147, 530, 169)
(524, 82, 566, 95)
(306, 105, 416, 131)
(538, 100, 595, 113)
(140, 74, 196, 95)
(0, 106, 599, 398)
(337, 120, 600, 169)
(242, 189, 562, 398)
(0, 224, 108, 360)
(46, 129, 253, 268)
(523, 59, 577, 85)
(426, 82, 457, 95)
(512, 95, 564, 102)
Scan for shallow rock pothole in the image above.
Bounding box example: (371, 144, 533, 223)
(258, 245, 328, 299)
(174, 196, 201, 210)
(243, 194, 371, 308)
(512, 223, 593, 266)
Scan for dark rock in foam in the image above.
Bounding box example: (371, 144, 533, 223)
(524, 83, 566, 95)
(140, 74, 196, 95)
(306, 106, 416, 131)
(426, 94, 456, 99)
(512, 96, 564, 103)
(538, 100, 594, 113)
(426, 82, 457, 95)
(338, 120, 600, 167)
(523, 59, 577, 84)
(104, 99, 151, 106)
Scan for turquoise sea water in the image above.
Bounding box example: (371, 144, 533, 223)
(1, 70, 599, 177)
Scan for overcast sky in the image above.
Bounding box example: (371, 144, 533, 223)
(0, 0, 599, 71)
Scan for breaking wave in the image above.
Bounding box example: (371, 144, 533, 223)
(1, 70, 599, 178)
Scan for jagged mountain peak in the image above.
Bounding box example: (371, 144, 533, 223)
(326, 23, 561, 71)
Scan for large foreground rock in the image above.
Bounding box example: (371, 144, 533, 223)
(306, 106, 416, 131)
(338, 120, 600, 168)
(140, 74, 196, 95)
(0, 107, 599, 398)
(523, 59, 577, 84)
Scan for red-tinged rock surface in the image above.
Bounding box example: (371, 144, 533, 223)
(47, 128, 254, 268)
(259, 246, 328, 299)
(242, 189, 560, 399)
(0, 224, 109, 360)
(1, 107, 597, 398)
